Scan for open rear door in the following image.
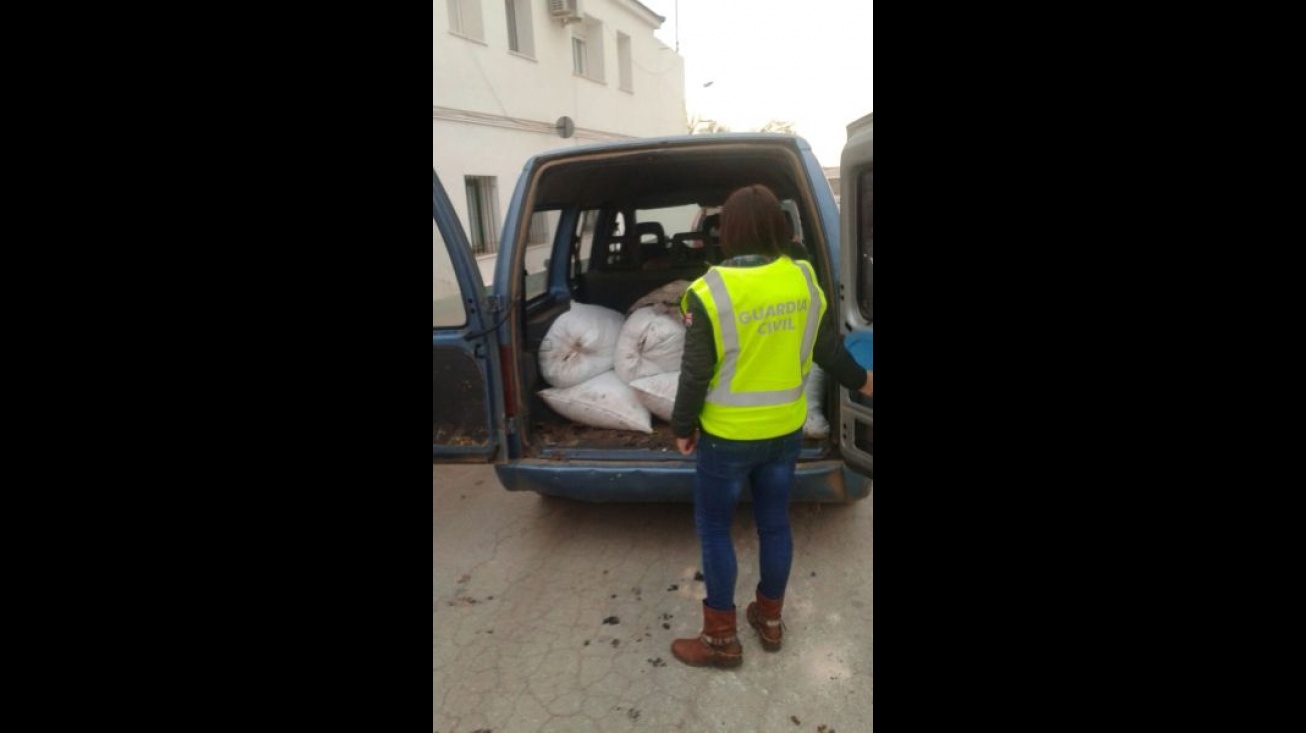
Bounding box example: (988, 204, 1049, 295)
(433, 170, 504, 462)
(838, 115, 874, 479)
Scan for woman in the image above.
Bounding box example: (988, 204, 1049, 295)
(670, 184, 873, 669)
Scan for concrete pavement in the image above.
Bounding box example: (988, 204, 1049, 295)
(433, 463, 874, 732)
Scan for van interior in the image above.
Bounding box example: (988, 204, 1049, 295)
(508, 143, 842, 460)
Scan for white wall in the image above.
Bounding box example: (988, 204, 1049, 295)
(433, 0, 687, 274)
(434, 0, 685, 137)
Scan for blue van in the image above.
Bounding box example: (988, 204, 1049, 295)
(433, 130, 873, 502)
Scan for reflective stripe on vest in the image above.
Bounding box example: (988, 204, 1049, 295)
(695, 258, 824, 408)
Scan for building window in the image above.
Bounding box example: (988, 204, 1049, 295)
(572, 17, 605, 82)
(505, 0, 535, 57)
(572, 36, 588, 77)
(617, 32, 633, 92)
(465, 176, 500, 255)
(448, 0, 485, 42)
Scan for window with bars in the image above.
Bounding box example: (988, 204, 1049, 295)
(464, 176, 500, 255)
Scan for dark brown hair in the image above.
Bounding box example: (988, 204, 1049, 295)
(719, 184, 787, 259)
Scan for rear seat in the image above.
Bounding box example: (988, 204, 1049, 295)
(583, 231, 708, 312)
(636, 222, 668, 265)
(671, 232, 710, 266)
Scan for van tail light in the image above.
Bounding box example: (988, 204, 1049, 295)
(499, 345, 518, 417)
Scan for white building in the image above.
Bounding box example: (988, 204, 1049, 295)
(433, 0, 687, 282)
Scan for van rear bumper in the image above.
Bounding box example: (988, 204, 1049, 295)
(495, 459, 871, 503)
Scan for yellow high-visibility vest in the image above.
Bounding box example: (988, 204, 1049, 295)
(682, 256, 826, 440)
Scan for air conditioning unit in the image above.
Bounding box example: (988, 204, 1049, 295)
(548, 0, 583, 24)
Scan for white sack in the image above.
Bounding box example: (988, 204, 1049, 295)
(802, 365, 831, 439)
(627, 280, 692, 314)
(614, 307, 686, 384)
(538, 302, 626, 389)
(629, 371, 680, 422)
(539, 370, 653, 433)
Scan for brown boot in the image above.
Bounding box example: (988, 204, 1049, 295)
(746, 591, 785, 652)
(671, 604, 743, 668)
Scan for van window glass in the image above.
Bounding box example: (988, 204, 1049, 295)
(524, 209, 555, 301)
(780, 199, 804, 244)
(432, 219, 468, 328)
(576, 209, 599, 273)
(636, 204, 698, 267)
(594, 212, 628, 270)
(857, 169, 874, 321)
(640, 205, 697, 239)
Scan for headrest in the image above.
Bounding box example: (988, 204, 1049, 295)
(635, 221, 666, 239)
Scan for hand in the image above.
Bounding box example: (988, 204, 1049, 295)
(676, 431, 699, 456)
(859, 371, 874, 397)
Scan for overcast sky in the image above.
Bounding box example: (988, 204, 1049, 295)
(638, 0, 873, 168)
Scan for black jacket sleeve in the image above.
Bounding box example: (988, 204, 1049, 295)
(671, 291, 716, 438)
(813, 307, 870, 392)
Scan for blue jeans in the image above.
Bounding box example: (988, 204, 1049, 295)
(694, 428, 802, 612)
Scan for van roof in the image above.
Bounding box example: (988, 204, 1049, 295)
(524, 134, 817, 210)
(529, 132, 812, 162)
